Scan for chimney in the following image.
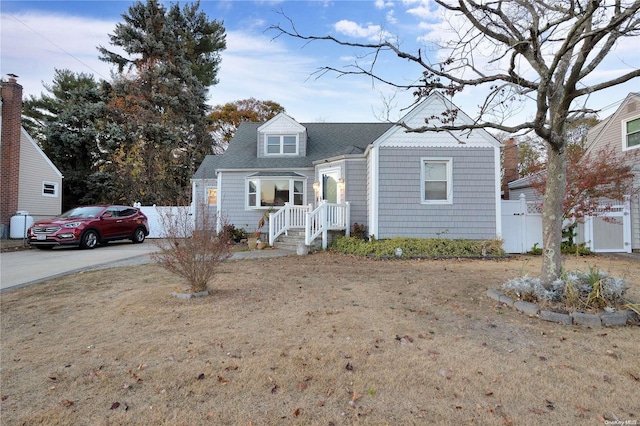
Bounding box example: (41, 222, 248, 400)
(501, 138, 519, 200)
(1, 74, 23, 231)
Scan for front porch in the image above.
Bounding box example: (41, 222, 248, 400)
(268, 201, 351, 250)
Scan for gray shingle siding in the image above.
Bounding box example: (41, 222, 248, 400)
(344, 158, 368, 228)
(219, 170, 315, 233)
(377, 147, 497, 239)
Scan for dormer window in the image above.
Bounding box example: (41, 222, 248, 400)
(266, 135, 298, 155)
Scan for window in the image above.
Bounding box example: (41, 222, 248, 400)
(247, 178, 305, 208)
(421, 158, 452, 204)
(625, 118, 640, 149)
(42, 181, 58, 197)
(206, 188, 218, 205)
(266, 135, 298, 155)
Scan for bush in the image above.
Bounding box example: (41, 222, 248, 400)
(152, 203, 232, 294)
(501, 266, 630, 311)
(331, 236, 505, 259)
(528, 242, 591, 256)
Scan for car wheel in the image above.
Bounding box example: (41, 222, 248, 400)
(36, 245, 54, 250)
(132, 227, 146, 244)
(80, 230, 99, 249)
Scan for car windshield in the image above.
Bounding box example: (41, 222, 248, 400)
(59, 206, 105, 219)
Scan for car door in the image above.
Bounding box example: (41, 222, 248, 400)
(98, 206, 123, 238)
(117, 207, 140, 236)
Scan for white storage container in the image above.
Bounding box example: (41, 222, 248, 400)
(10, 211, 34, 239)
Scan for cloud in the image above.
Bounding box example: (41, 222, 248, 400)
(333, 20, 392, 41)
(402, 0, 438, 20)
(375, 0, 395, 9)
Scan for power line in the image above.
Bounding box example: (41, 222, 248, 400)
(7, 13, 110, 81)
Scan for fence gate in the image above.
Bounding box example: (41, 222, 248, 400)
(501, 194, 543, 254)
(582, 202, 631, 253)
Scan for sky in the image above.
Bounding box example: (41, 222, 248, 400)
(1, 0, 639, 125)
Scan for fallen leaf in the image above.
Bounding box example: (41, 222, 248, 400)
(304, 375, 313, 382)
(49, 376, 57, 381)
(603, 375, 611, 383)
(605, 350, 619, 359)
(293, 407, 301, 417)
(197, 373, 205, 380)
(62, 399, 74, 407)
(485, 391, 494, 396)
(224, 365, 239, 371)
(217, 376, 229, 384)
(529, 407, 546, 414)
(326, 387, 334, 396)
(352, 391, 361, 402)
(575, 405, 590, 412)
(270, 384, 278, 394)
(137, 363, 147, 370)
(628, 372, 640, 381)
(317, 400, 325, 407)
(539, 356, 547, 361)
(110, 402, 120, 410)
(345, 362, 354, 371)
(296, 382, 308, 391)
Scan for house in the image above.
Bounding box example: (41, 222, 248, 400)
(1, 76, 63, 238)
(507, 92, 640, 253)
(192, 92, 502, 248)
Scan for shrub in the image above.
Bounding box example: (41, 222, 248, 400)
(331, 236, 505, 259)
(501, 266, 630, 311)
(152, 203, 232, 294)
(528, 242, 591, 256)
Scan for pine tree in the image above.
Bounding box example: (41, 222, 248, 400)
(97, 0, 226, 204)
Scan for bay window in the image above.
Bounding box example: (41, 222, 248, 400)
(247, 177, 306, 208)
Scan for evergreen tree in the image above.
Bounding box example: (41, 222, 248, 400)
(97, 0, 226, 204)
(22, 69, 113, 210)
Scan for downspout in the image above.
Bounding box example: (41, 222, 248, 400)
(494, 145, 502, 238)
(216, 171, 222, 233)
(369, 146, 379, 238)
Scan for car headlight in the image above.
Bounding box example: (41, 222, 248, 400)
(63, 222, 82, 228)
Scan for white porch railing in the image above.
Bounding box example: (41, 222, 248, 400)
(268, 201, 350, 249)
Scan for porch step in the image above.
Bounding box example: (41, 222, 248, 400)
(273, 230, 321, 251)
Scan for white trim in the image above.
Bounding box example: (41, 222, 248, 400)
(369, 146, 379, 237)
(264, 134, 300, 156)
(494, 145, 502, 237)
(245, 176, 307, 209)
(42, 181, 59, 197)
(622, 115, 640, 152)
(216, 172, 223, 232)
(22, 128, 63, 178)
(420, 157, 453, 205)
(257, 112, 305, 133)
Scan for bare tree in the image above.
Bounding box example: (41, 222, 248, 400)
(270, 0, 640, 287)
(152, 203, 232, 294)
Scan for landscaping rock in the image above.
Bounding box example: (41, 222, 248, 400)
(172, 290, 209, 300)
(600, 311, 629, 326)
(499, 294, 515, 307)
(486, 289, 502, 302)
(540, 310, 573, 325)
(514, 301, 539, 316)
(571, 312, 601, 328)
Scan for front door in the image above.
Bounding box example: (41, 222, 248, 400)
(321, 170, 340, 204)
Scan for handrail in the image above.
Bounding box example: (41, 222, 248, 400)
(269, 203, 311, 246)
(269, 201, 350, 249)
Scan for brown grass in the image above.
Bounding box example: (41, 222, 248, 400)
(1, 253, 639, 425)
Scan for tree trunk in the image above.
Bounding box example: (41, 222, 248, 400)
(540, 144, 567, 288)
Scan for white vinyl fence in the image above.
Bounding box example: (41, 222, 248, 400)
(136, 204, 194, 238)
(501, 195, 631, 254)
(501, 194, 543, 254)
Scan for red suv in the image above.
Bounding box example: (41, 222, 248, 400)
(28, 205, 149, 250)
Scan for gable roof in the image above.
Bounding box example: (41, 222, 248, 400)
(196, 121, 393, 175)
(585, 92, 640, 156)
(374, 92, 502, 148)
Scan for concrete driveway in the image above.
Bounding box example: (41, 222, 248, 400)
(0, 242, 162, 292)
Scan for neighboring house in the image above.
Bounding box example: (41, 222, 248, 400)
(1, 76, 63, 238)
(507, 92, 640, 252)
(192, 92, 502, 248)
